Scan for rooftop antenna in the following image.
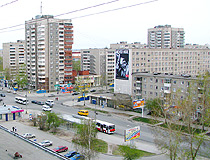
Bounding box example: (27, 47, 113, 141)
(40, 1, 42, 15)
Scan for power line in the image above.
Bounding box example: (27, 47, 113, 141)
(71, 0, 158, 20)
(54, 0, 120, 17)
(0, 0, 158, 33)
(0, 0, 18, 8)
(0, 0, 121, 32)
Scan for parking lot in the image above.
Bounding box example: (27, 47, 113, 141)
(0, 120, 74, 159)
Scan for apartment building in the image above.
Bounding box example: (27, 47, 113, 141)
(25, 15, 73, 91)
(114, 47, 210, 95)
(80, 48, 115, 85)
(132, 72, 207, 114)
(2, 40, 25, 76)
(110, 41, 147, 49)
(148, 25, 185, 49)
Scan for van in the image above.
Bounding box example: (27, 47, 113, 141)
(78, 110, 89, 116)
(45, 100, 54, 107)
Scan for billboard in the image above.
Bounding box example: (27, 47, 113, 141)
(133, 99, 145, 109)
(124, 126, 140, 142)
(116, 49, 129, 80)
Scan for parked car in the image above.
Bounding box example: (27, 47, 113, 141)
(45, 100, 54, 107)
(7, 90, 11, 93)
(72, 92, 79, 95)
(64, 151, 77, 158)
(42, 105, 52, 112)
(0, 93, 6, 97)
(0, 98, 3, 102)
(70, 153, 85, 160)
(48, 94, 55, 97)
(39, 140, 53, 147)
(22, 133, 36, 139)
(37, 101, 44, 105)
(53, 146, 68, 153)
(31, 100, 38, 104)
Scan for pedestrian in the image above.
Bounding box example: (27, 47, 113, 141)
(12, 126, 15, 132)
(14, 126, 17, 132)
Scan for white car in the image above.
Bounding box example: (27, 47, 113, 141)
(42, 105, 52, 112)
(45, 100, 54, 107)
(22, 133, 36, 139)
(39, 140, 53, 147)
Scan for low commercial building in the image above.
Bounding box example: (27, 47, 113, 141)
(0, 105, 24, 121)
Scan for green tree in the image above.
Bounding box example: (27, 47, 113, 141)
(46, 112, 63, 133)
(73, 119, 98, 160)
(196, 72, 210, 131)
(145, 98, 164, 117)
(119, 144, 141, 160)
(3, 68, 13, 80)
(37, 114, 47, 130)
(15, 64, 28, 90)
(73, 60, 81, 72)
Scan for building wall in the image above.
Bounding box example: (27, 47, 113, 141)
(131, 48, 210, 76)
(25, 15, 73, 91)
(2, 40, 25, 76)
(148, 25, 185, 49)
(132, 73, 196, 107)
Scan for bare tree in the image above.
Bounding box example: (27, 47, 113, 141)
(72, 119, 98, 160)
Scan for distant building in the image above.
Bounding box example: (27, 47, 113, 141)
(110, 41, 147, 49)
(80, 48, 115, 85)
(2, 40, 25, 76)
(25, 15, 73, 91)
(148, 25, 185, 49)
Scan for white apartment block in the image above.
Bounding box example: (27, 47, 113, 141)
(148, 25, 185, 49)
(25, 15, 73, 91)
(2, 40, 25, 76)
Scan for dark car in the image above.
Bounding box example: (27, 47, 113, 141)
(37, 101, 44, 105)
(0, 93, 6, 97)
(31, 100, 38, 104)
(0, 98, 3, 102)
(48, 94, 55, 97)
(90, 89, 96, 92)
(64, 151, 77, 158)
(53, 146, 68, 153)
(72, 92, 79, 95)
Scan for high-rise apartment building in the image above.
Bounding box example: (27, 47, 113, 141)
(25, 15, 73, 91)
(80, 48, 115, 85)
(2, 40, 25, 76)
(148, 25, 185, 49)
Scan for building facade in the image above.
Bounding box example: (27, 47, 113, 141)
(25, 15, 73, 91)
(148, 25, 185, 49)
(80, 48, 115, 85)
(2, 40, 25, 76)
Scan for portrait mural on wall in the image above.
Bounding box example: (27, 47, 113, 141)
(116, 49, 129, 80)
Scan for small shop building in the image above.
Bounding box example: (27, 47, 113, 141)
(0, 105, 24, 121)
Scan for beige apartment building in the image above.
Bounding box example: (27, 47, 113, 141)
(25, 15, 73, 91)
(2, 40, 25, 76)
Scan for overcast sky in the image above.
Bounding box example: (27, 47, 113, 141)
(0, 0, 209, 49)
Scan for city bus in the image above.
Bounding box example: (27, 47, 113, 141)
(95, 120, 115, 134)
(15, 97, 29, 105)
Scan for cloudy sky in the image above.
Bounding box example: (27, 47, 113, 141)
(0, 0, 209, 49)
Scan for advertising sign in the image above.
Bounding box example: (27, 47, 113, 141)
(124, 126, 140, 142)
(116, 49, 129, 80)
(133, 99, 145, 109)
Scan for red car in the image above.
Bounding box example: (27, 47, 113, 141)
(53, 146, 68, 153)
